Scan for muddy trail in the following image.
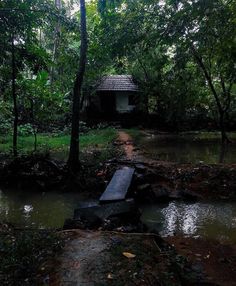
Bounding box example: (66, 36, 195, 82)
(51, 230, 208, 286)
(114, 131, 136, 160)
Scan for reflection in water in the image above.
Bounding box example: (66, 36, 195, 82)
(1, 186, 236, 244)
(140, 135, 236, 164)
(141, 201, 236, 243)
(0, 188, 92, 229)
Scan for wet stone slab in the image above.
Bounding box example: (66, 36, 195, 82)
(99, 166, 135, 203)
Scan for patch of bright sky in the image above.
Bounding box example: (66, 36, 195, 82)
(64, 0, 93, 15)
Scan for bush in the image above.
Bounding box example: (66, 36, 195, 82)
(18, 124, 34, 136)
(0, 101, 12, 135)
(0, 119, 12, 135)
(79, 121, 90, 134)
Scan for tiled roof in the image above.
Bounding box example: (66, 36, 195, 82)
(97, 75, 138, 92)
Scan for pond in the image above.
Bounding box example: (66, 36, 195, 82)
(139, 134, 236, 164)
(141, 201, 236, 243)
(1, 187, 236, 244)
(0, 188, 95, 229)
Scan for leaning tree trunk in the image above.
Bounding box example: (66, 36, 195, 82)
(191, 46, 230, 144)
(67, 0, 87, 172)
(11, 35, 18, 158)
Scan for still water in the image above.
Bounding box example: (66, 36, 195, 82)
(0, 188, 93, 229)
(1, 188, 236, 243)
(140, 135, 236, 164)
(141, 201, 236, 243)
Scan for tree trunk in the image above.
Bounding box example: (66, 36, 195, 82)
(29, 99, 37, 152)
(67, 0, 87, 172)
(219, 111, 230, 144)
(11, 36, 18, 158)
(191, 47, 230, 143)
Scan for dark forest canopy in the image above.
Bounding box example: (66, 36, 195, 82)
(0, 0, 236, 157)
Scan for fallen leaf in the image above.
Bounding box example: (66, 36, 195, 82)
(122, 252, 136, 258)
(107, 273, 113, 279)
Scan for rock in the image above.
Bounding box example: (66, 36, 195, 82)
(169, 190, 182, 200)
(135, 164, 146, 173)
(191, 262, 204, 273)
(135, 184, 153, 202)
(134, 173, 145, 184)
(151, 187, 170, 202)
(137, 183, 151, 192)
(72, 200, 141, 230)
(144, 170, 158, 182)
(63, 218, 100, 230)
(180, 189, 201, 201)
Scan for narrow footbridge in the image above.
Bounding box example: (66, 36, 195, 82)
(99, 166, 135, 203)
(73, 166, 136, 223)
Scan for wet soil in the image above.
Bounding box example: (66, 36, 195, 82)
(117, 131, 134, 160)
(131, 161, 236, 201)
(50, 230, 200, 286)
(165, 236, 236, 286)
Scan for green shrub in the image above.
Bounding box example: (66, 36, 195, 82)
(18, 124, 34, 136)
(0, 119, 12, 135)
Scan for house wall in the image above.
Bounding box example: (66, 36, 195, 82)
(116, 92, 135, 113)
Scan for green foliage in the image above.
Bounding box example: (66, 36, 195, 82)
(19, 70, 69, 130)
(0, 0, 236, 150)
(0, 128, 117, 155)
(0, 101, 12, 135)
(92, 0, 236, 130)
(18, 124, 34, 136)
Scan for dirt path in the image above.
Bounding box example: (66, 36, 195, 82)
(49, 230, 190, 286)
(117, 130, 135, 160)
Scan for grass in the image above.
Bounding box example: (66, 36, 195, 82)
(0, 128, 118, 155)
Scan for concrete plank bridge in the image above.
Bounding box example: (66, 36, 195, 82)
(99, 166, 135, 203)
(72, 166, 136, 224)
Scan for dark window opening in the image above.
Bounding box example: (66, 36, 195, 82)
(128, 94, 135, 105)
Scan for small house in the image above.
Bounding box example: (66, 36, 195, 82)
(96, 75, 139, 117)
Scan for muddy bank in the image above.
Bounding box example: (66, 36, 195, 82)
(118, 160, 236, 201)
(51, 229, 210, 286)
(165, 235, 236, 286)
(0, 153, 114, 196)
(1, 154, 236, 202)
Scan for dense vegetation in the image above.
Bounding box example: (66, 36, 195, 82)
(0, 0, 235, 163)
